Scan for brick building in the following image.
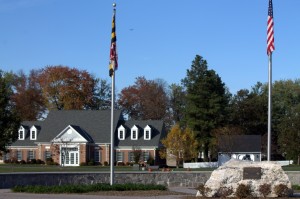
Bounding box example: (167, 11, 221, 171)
(3, 110, 166, 166)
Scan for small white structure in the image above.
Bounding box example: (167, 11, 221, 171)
(218, 135, 261, 166)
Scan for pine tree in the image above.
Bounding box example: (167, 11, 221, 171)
(182, 55, 229, 161)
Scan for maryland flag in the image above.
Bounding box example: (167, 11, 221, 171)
(109, 9, 118, 77)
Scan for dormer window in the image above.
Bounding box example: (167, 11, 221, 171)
(131, 125, 139, 140)
(18, 126, 25, 140)
(144, 125, 152, 140)
(30, 126, 37, 140)
(118, 125, 126, 140)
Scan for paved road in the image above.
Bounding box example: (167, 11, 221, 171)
(0, 187, 197, 199)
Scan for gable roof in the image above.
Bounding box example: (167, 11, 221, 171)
(218, 135, 261, 153)
(37, 110, 123, 143)
(12, 110, 165, 148)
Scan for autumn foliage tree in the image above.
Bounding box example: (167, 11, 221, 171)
(118, 76, 168, 120)
(160, 124, 198, 168)
(36, 66, 97, 110)
(10, 70, 46, 121)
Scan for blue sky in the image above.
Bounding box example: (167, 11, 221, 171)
(1, 0, 300, 94)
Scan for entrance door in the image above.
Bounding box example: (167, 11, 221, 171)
(61, 147, 79, 166)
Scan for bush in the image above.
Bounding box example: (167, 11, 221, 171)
(117, 162, 125, 166)
(216, 187, 233, 198)
(36, 159, 44, 164)
(104, 161, 109, 166)
(19, 160, 26, 164)
(12, 183, 167, 193)
(259, 183, 271, 197)
(80, 162, 87, 166)
(235, 184, 252, 198)
(274, 184, 289, 197)
(197, 184, 211, 197)
(88, 159, 95, 166)
(292, 184, 300, 191)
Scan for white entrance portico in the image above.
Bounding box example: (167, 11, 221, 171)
(52, 125, 89, 166)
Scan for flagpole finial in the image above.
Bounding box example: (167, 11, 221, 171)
(113, 3, 116, 8)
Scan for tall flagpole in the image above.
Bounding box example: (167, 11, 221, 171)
(267, 0, 275, 161)
(267, 53, 272, 161)
(110, 3, 117, 185)
(110, 69, 115, 185)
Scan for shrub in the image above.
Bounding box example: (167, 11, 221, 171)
(274, 184, 289, 197)
(216, 187, 233, 198)
(117, 162, 125, 166)
(12, 183, 167, 193)
(46, 158, 53, 165)
(197, 184, 211, 197)
(235, 184, 252, 198)
(103, 161, 109, 166)
(259, 183, 271, 197)
(19, 160, 26, 164)
(88, 159, 95, 166)
(292, 184, 300, 191)
(80, 162, 87, 166)
(36, 159, 44, 164)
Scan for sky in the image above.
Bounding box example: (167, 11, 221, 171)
(1, 0, 300, 94)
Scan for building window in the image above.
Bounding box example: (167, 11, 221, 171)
(118, 125, 126, 140)
(144, 125, 151, 140)
(17, 151, 22, 161)
(94, 150, 100, 163)
(143, 151, 149, 162)
(129, 152, 135, 162)
(31, 131, 36, 140)
(45, 151, 51, 160)
(4, 153, 10, 161)
(116, 151, 123, 162)
(131, 125, 139, 140)
(18, 127, 25, 140)
(30, 126, 37, 140)
(28, 151, 35, 160)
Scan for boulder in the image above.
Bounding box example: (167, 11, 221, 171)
(196, 159, 292, 197)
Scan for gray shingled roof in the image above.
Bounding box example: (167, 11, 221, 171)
(115, 120, 166, 147)
(218, 135, 261, 153)
(12, 110, 165, 148)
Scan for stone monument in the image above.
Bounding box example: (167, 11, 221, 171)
(196, 159, 292, 197)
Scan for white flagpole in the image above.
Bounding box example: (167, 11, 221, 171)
(110, 71, 115, 185)
(267, 53, 272, 161)
(110, 3, 116, 186)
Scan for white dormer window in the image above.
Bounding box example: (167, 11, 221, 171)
(30, 126, 37, 140)
(131, 125, 139, 140)
(18, 126, 25, 140)
(144, 125, 152, 140)
(118, 125, 126, 140)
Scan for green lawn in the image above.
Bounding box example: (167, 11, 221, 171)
(0, 163, 299, 173)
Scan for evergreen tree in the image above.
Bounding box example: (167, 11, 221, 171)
(182, 55, 229, 161)
(0, 71, 21, 152)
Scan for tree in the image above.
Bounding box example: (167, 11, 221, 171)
(277, 104, 300, 164)
(182, 55, 229, 161)
(36, 65, 98, 110)
(168, 83, 186, 125)
(0, 71, 21, 152)
(118, 76, 168, 120)
(10, 70, 46, 121)
(160, 124, 198, 168)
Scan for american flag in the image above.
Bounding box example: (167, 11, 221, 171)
(109, 10, 118, 77)
(267, 0, 275, 55)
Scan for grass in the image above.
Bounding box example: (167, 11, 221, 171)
(12, 183, 167, 193)
(0, 164, 215, 173)
(1, 163, 300, 173)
